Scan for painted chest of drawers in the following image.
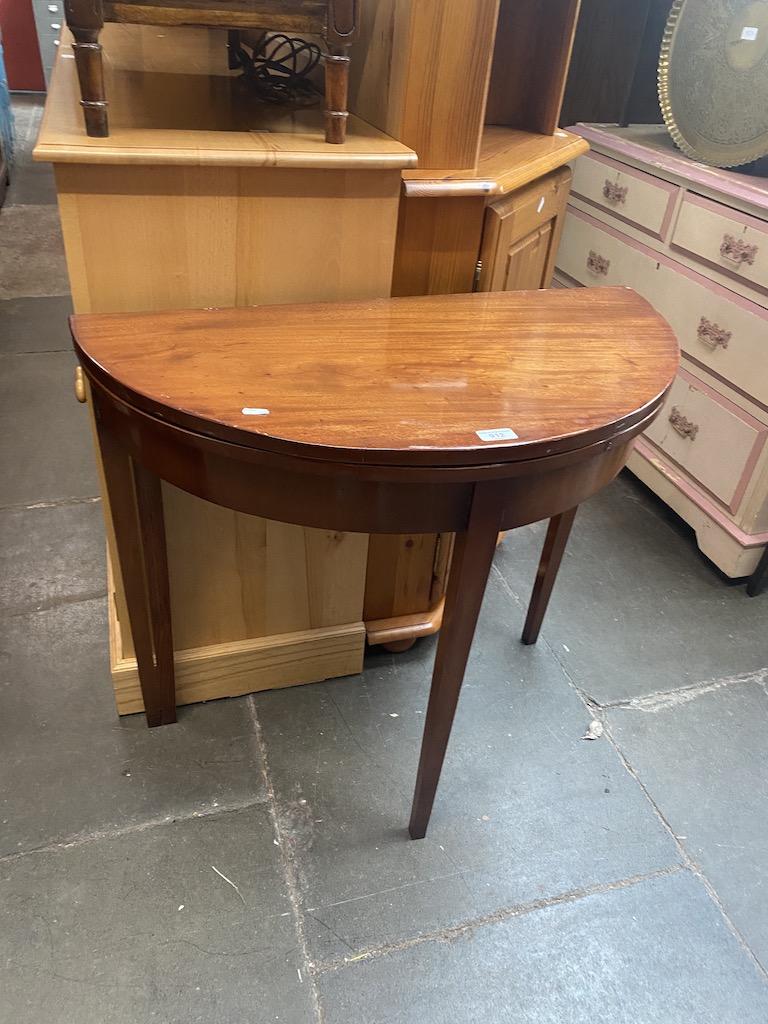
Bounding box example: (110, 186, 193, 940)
(554, 124, 768, 581)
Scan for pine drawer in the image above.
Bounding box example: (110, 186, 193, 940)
(672, 192, 768, 295)
(644, 370, 767, 514)
(570, 152, 677, 239)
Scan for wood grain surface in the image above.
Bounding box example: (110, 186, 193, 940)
(72, 288, 679, 467)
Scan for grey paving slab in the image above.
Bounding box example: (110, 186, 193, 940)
(606, 676, 768, 971)
(0, 295, 74, 353)
(0, 593, 268, 854)
(254, 572, 681, 961)
(494, 472, 768, 705)
(0, 349, 99, 504)
(0, 806, 314, 1024)
(0, 501, 106, 614)
(0, 204, 70, 298)
(316, 869, 768, 1024)
(6, 155, 58, 206)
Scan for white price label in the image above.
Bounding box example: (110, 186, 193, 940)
(741, 26, 759, 40)
(475, 427, 518, 442)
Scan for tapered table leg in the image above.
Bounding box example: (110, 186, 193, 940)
(409, 481, 508, 840)
(521, 506, 577, 646)
(95, 419, 176, 726)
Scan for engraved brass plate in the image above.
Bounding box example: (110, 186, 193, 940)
(659, 0, 768, 167)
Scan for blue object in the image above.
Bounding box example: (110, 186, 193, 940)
(0, 30, 15, 166)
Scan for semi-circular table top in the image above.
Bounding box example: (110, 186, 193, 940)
(71, 288, 679, 469)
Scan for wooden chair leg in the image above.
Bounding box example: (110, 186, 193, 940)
(95, 419, 176, 726)
(323, 45, 350, 143)
(521, 506, 578, 646)
(64, 0, 108, 136)
(409, 481, 508, 840)
(746, 543, 768, 597)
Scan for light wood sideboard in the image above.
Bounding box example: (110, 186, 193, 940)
(36, 24, 418, 713)
(555, 124, 768, 580)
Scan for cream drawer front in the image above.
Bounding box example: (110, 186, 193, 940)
(647, 268, 768, 410)
(645, 373, 766, 512)
(672, 193, 768, 294)
(557, 211, 663, 291)
(570, 153, 676, 238)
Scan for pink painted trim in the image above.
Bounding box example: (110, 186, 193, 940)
(633, 437, 768, 546)
(563, 208, 768, 411)
(571, 151, 677, 240)
(663, 365, 767, 513)
(678, 190, 768, 232)
(569, 124, 768, 213)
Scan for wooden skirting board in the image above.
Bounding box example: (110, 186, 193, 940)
(109, 594, 367, 716)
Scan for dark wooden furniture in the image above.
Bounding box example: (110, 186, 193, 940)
(71, 288, 678, 838)
(62, 0, 359, 142)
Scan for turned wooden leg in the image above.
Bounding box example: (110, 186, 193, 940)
(95, 416, 176, 726)
(323, 44, 350, 144)
(409, 481, 508, 840)
(747, 543, 768, 597)
(521, 506, 578, 646)
(64, 0, 108, 137)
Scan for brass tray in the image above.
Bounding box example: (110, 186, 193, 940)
(659, 0, 768, 167)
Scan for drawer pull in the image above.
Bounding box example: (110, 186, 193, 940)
(719, 233, 758, 267)
(602, 179, 628, 204)
(587, 250, 610, 276)
(669, 406, 699, 440)
(697, 316, 731, 350)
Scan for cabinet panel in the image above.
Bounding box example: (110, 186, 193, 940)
(672, 192, 768, 295)
(557, 208, 662, 289)
(559, 210, 768, 412)
(570, 152, 676, 238)
(644, 372, 767, 514)
(478, 166, 570, 292)
(650, 266, 768, 411)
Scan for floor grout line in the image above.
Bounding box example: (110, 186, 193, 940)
(1, 589, 108, 619)
(0, 795, 269, 864)
(311, 864, 685, 975)
(0, 495, 101, 513)
(492, 560, 768, 982)
(247, 695, 328, 1024)
(597, 713, 768, 983)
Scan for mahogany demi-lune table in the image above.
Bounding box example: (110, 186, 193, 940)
(70, 288, 678, 839)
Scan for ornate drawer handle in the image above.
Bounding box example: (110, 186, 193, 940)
(587, 250, 610, 275)
(669, 406, 699, 440)
(697, 316, 731, 350)
(602, 179, 628, 204)
(719, 233, 758, 266)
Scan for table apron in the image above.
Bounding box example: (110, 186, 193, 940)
(92, 383, 656, 535)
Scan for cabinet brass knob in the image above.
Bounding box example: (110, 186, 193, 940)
(74, 366, 87, 403)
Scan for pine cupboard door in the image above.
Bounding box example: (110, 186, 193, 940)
(477, 167, 572, 292)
